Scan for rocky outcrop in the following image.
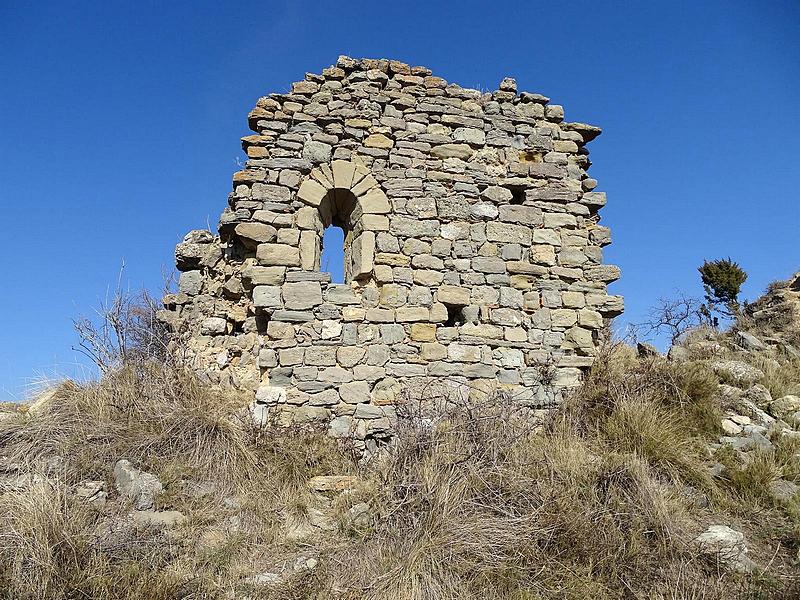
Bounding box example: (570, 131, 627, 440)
(159, 56, 622, 450)
(743, 271, 800, 353)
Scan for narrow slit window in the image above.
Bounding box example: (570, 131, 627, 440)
(321, 225, 346, 284)
(444, 305, 465, 327)
(509, 187, 525, 205)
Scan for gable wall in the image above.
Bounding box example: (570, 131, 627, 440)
(159, 56, 623, 452)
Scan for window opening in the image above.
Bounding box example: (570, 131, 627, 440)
(444, 305, 466, 328)
(318, 188, 357, 283)
(509, 186, 525, 205)
(321, 225, 346, 284)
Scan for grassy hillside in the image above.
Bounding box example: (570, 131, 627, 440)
(1, 280, 799, 599)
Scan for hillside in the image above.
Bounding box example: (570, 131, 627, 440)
(1, 275, 800, 599)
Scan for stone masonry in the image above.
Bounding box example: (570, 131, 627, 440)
(159, 56, 623, 453)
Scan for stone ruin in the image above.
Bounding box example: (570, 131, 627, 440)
(158, 56, 623, 452)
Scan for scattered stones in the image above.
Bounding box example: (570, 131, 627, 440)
(692, 525, 754, 572)
(735, 331, 769, 351)
(770, 395, 800, 419)
(711, 360, 764, 386)
(114, 459, 163, 510)
(768, 479, 799, 502)
(75, 480, 107, 507)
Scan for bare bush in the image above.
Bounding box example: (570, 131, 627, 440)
(636, 292, 713, 344)
(73, 273, 173, 373)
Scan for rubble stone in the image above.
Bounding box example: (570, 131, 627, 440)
(160, 56, 622, 448)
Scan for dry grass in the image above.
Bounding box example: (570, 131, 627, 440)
(1, 349, 799, 599)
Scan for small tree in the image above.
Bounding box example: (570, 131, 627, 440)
(698, 258, 747, 317)
(637, 293, 709, 344)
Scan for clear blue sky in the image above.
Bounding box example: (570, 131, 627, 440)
(1, 1, 798, 400)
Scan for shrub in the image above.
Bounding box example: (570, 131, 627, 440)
(699, 258, 748, 315)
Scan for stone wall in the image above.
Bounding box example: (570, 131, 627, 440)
(159, 56, 623, 452)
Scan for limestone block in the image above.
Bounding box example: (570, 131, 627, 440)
(339, 381, 371, 404)
(491, 308, 524, 326)
(499, 287, 524, 309)
(251, 183, 291, 202)
(242, 265, 286, 286)
(366, 308, 395, 322)
(585, 265, 621, 283)
(551, 309, 577, 328)
(255, 385, 287, 405)
(179, 271, 202, 295)
(498, 205, 543, 226)
(302, 140, 332, 164)
(413, 270, 444, 286)
(367, 345, 390, 366)
(431, 143, 473, 159)
(359, 187, 391, 213)
(578, 309, 603, 329)
(566, 326, 594, 349)
(380, 324, 406, 344)
(396, 307, 429, 322)
(364, 133, 394, 148)
(297, 178, 328, 207)
(252, 285, 282, 308)
(544, 213, 577, 228)
(282, 282, 323, 310)
(200, 317, 227, 335)
(453, 127, 486, 146)
(559, 248, 588, 267)
(321, 319, 343, 339)
(256, 244, 301, 267)
(308, 389, 340, 407)
(532, 229, 560, 245)
(299, 231, 319, 270)
(411, 323, 437, 342)
(430, 302, 449, 323)
(342, 306, 366, 321)
(273, 310, 314, 322)
(234, 223, 277, 248)
(379, 284, 408, 308)
(448, 343, 481, 362)
(257, 348, 277, 368)
(472, 257, 506, 274)
(562, 291, 586, 308)
(530, 245, 556, 266)
(437, 284, 471, 306)
(493, 347, 525, 368)
(421, 342, 447, 361)
(350, 232, 375, 279)
(461, 321, 501, 339)
(337, 346, 366, 368)
(481, 186, 513, 203)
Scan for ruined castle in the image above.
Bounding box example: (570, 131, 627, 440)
(158, 56, 623, 452)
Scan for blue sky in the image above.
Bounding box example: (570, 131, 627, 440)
(1, 1, 798, 400)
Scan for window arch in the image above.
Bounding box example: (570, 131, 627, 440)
(318, 186, 358, 284)
(296, 160, 389, 284)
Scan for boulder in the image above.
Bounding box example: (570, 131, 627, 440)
(114, 459, 163, 510)
(692, 525, 754, 572)
(735, 331, 768, 351)
(711, 360, 764, 386)
(770, 395, 800, 419)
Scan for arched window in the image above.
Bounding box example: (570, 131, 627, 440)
(321, 225, 345, 283)
(318, 187, 357, 283)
